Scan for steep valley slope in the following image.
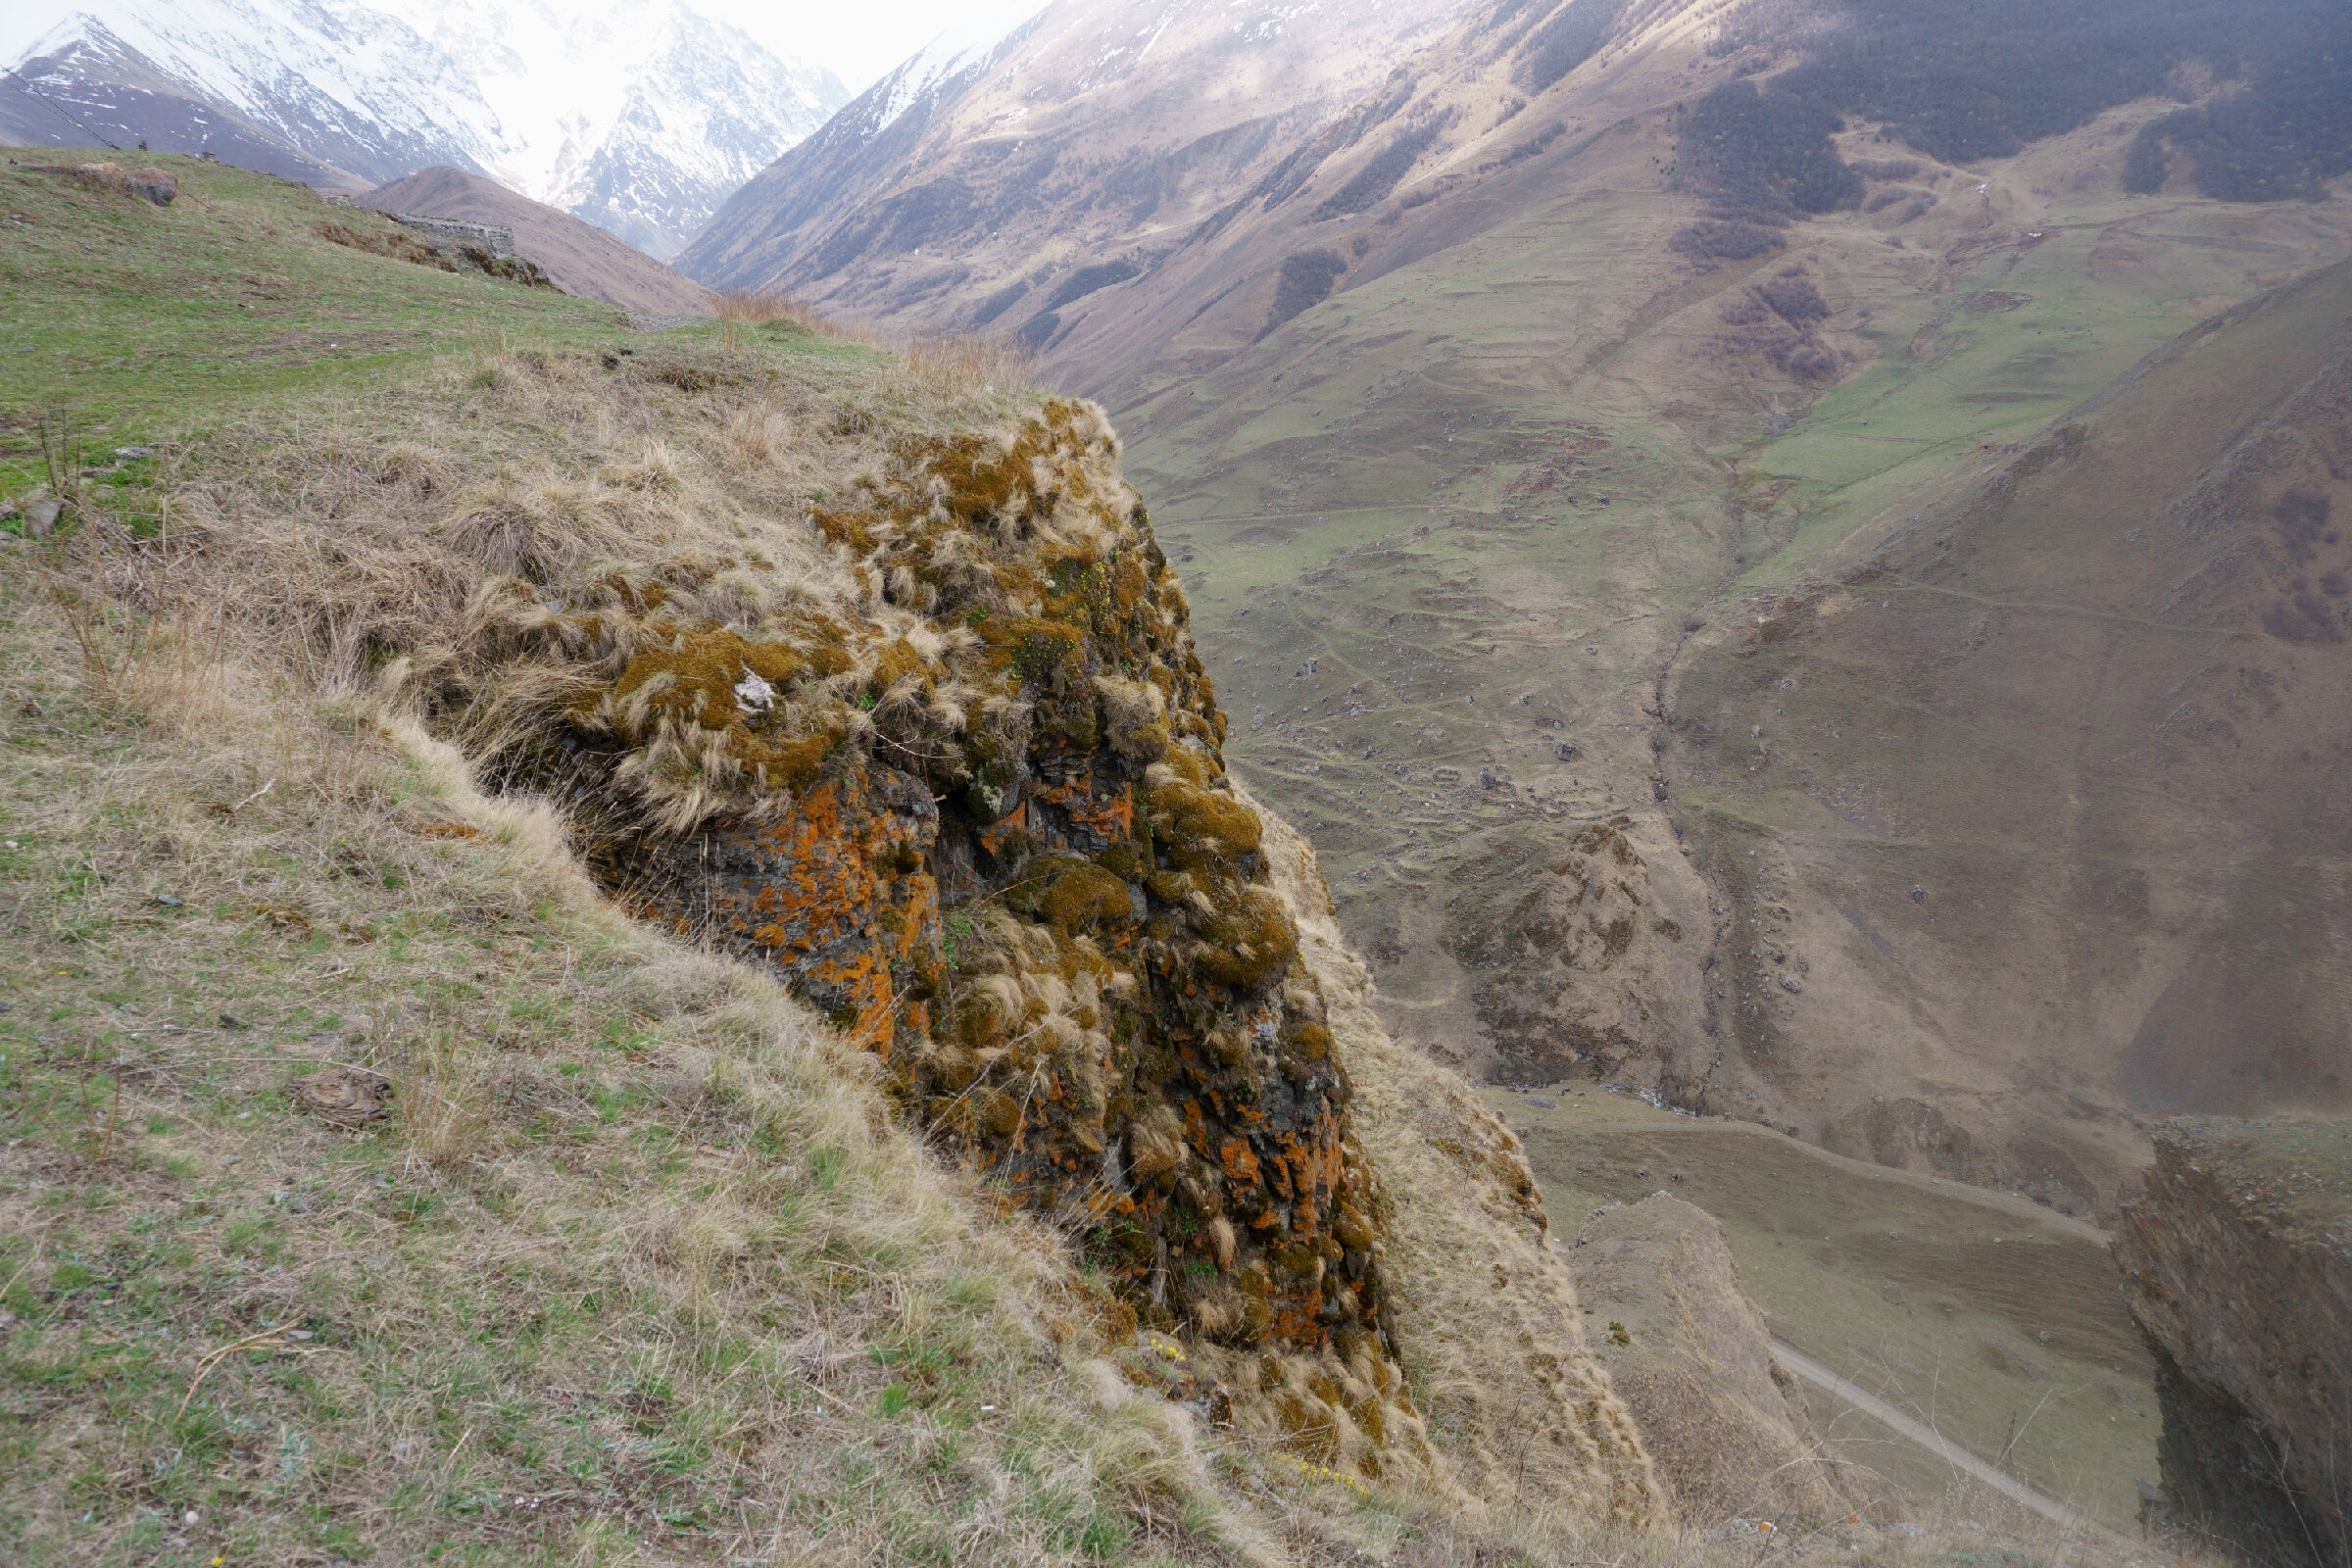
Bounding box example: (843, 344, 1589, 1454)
(1663, 256, 2352, 1212)
(1117, 14, 2352, 1213)
(683, 0, 2352, 1214)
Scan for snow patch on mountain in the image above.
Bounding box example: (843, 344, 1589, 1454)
(868, 8, 1041, 135)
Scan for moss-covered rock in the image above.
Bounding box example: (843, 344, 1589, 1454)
(476, 397, 1424, 1474)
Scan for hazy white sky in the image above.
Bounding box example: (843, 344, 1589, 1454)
(0, 1, 1043, 95)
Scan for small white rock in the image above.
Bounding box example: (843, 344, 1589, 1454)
(734, 671, 775, 712)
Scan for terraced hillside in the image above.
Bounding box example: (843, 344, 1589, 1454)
(1134, 159, 2352, 1201)
(1661, 256, 2352, 1209)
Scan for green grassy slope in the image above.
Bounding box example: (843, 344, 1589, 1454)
(1736, 179, 2352, 588)
(0, 151, 630, 494)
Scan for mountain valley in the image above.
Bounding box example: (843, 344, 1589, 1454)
(5, 0, 2352, 1558)
(694, 0, 2352, 1217)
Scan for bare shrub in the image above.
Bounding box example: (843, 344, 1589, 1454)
(2264, 586, 2346, 644)
(2276, 486, 2332, 558)
(1770, 334, 1841, 379)
(1754, 272, 1831, 323)
(1670, 220, 1787, 263)
(1260, 248, 1350, 341)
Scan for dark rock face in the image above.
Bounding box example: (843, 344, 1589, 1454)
(507, 399, 1426, 1473)
(2114, 1118, 2351, 1567)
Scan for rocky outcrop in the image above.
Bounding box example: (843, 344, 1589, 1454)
(2115, 1118, 2351, 1567)
(360, 167, 720, 317)
(1569, 1195, 1851, 1524)
(481, 398, 1426, 1475)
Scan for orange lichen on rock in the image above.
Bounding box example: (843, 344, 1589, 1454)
(466, 397, 1428, 1477)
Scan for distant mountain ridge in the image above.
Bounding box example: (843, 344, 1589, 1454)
(2, 1, 487, 190)
(677, 0, 2350, 372)
(1, 0, 849, 256)
(672, 0, 1485, 323)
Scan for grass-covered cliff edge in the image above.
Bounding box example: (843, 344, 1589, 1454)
(0, 146, 1661, 1566)
(1, 152, 2171, 1568)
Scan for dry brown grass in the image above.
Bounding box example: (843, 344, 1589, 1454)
(717, 290, 1032, 402)
(1246, 790, 1664, 1530)
(891, 328, 1037, 401)
(714, 290, 840, 333)
(0, 330, 1278, 1566)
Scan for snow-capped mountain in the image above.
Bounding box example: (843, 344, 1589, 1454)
(669, 5, 1045, 291)
(402, 0, 848, 258)
(2, 0, 848, 257)
(860, 11, 1042, 140)
(4, 0, 496, 186)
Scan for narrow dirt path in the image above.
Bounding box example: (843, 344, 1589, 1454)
(1771, 1339, 2114, 1537)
